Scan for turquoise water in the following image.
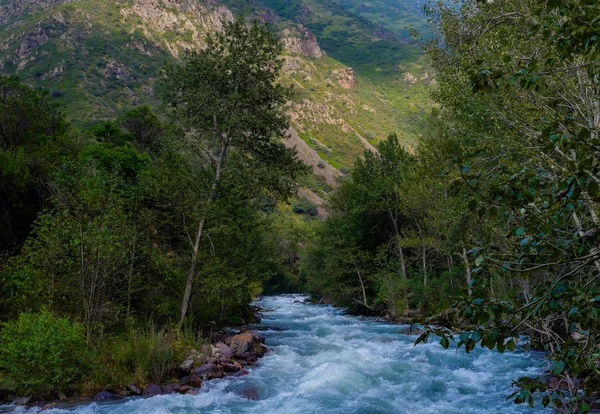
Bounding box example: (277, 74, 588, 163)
(10, 295, 548, 413)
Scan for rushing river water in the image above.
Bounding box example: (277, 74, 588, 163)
(10, 295, 549, 414)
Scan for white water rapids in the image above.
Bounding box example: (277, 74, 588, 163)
(8, 295, 549, 413)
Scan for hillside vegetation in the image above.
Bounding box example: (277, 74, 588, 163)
(0, 0, 431, 178)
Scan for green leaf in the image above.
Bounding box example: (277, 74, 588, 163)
(483, 336, 495, 350)
(516, 227, 525, 236)
(440, 337, 450, 349)
(551, 360, 566, 375)
(506, 339, 516, 352)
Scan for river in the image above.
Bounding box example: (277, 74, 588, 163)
(12, 295, 548, 413)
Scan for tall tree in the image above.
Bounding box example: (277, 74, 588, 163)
(162, 17, 302, 326)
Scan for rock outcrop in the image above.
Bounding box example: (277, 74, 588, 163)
(281, 26, 323, 59)
(333, 68, 355, 90)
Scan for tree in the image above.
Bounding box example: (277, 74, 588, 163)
(413, 0, 600, 411)
(0, 75, 71, 251)
(162, 17, 303, 326)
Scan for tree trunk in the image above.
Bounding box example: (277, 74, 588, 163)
(179, 141, 228, 328)
(353, 261, 370, 309)
(447, 255, 454, 290)
(415, 220, 427, 288)
(461, 246, 472, 297)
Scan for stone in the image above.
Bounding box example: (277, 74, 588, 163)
(179, 375, 191, 386)
(238, 369, 249, 377)
(176, 385, 191, 394)
(226, 331, 266, 359)
(179, 359, 194, 376)
(163, 384, 180, 394)
(41, 402, 57, 411)
(399, 326, 425, 336)
(222, 362, 240, 373)
(192, 362, 224, 379)
(13, 396, 31, 406)
(215, 342, 233, 359)
(127, 384, 142, 395)
(249, 330, 266, 343)
(238, 386, 259, 400)
(142, 384, 164, 397)
(190, 375, 202, 388)
(94, 391, 114, 401)
(193, 363, 216, 376)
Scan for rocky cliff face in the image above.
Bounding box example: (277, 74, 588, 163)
(281, 26, 322, 59)
(0, 0, 74, 26)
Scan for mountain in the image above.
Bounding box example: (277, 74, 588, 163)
(0, 0, 432, 202)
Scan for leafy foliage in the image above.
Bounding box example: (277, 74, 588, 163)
(0, 311, 91, 398)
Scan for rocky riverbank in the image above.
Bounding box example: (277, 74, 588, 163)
(7, 329, 267, 412)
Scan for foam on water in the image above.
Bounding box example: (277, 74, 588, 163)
(5, 295, 549, 414)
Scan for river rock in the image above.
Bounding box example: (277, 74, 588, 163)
(238, 369, 249, 376)
(187, 349, 207, 366)
(399, 326, 425, 336)
(179, 358, 194, 376)
(238, 386, 259, 400)
(94, 391, 114, 401)
(14, 396, 31, 405)
(222, 362, 241, 373)
(192, 363, 223, 379)
(177, 385, 192, 394)
(249, 330, 266, 343)
(41, 402, 57, 411)
(127, 384, 142, 395)
(189, 375, 203, 388)
(226, 331, 266, 359)
(215, 342, 233, 358)
(142, 384, 164, 397)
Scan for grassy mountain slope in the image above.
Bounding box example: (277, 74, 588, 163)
(222, 0, 432, 143)
(0, 0, 432, 203)
(335, 0, 429, 39)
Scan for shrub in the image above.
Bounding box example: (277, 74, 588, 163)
(292, 201, 319, 217)
(0, 311, 91, 398)
(90, 326, 200, 389)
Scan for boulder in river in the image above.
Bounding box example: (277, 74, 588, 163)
(14, 396, 31, 406)
(399, 326, 425, 336)
(94, 391, 115, 401)
(41, 402, 57, 411)
(238, 386, 259, 400)
(226, 331, 266, 359)
(142, 384, 164, 397)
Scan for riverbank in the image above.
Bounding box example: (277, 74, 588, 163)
(1, 329, 268, 413)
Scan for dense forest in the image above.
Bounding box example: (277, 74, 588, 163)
(1, 0, 600, 412)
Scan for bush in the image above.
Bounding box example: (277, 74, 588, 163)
(89, 327, 200, 390)
(0, 311, 91, 398)
(292, 201, 319, 217)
